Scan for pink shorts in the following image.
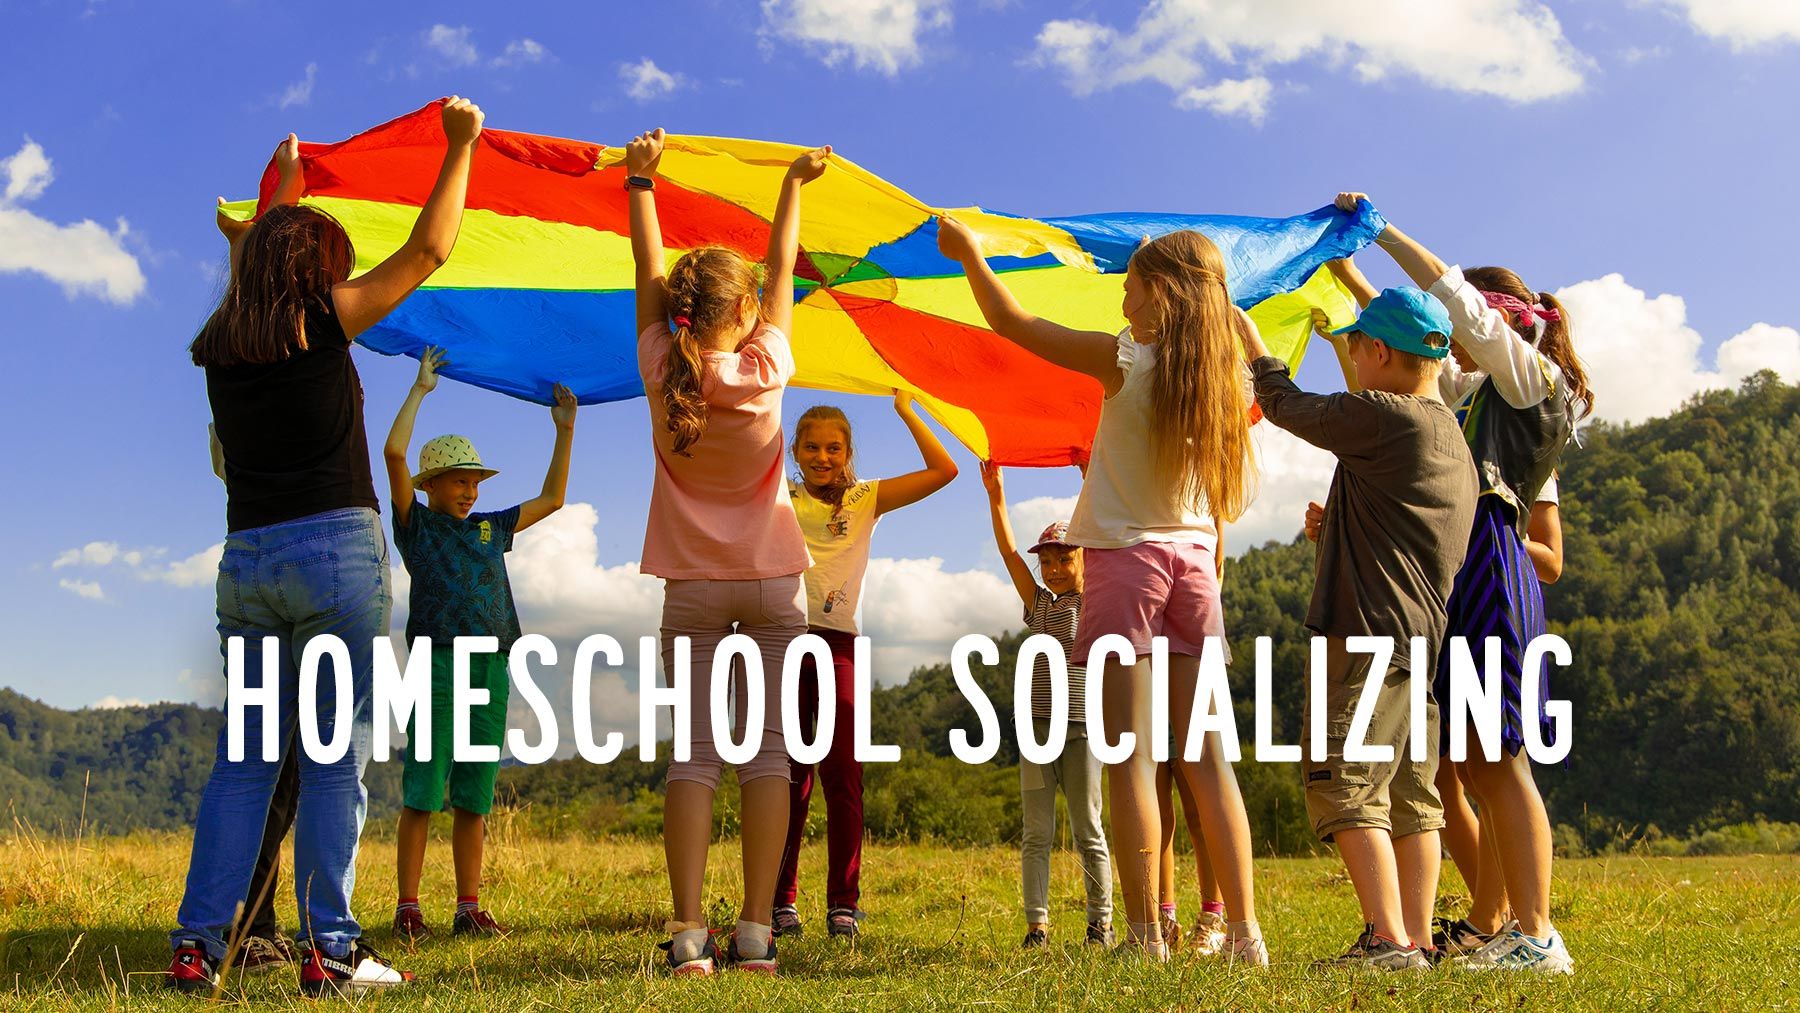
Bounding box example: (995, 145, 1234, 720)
(1071, 541, 1226, 661)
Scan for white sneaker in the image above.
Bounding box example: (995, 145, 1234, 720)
(1455, 921, 1574, 975)
(1190, 911, 1227, 956)
(1221, 934, 1270, 968)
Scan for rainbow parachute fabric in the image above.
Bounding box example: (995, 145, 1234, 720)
(227, 104, 1386, 467)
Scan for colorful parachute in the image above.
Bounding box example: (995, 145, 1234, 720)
(225, 103, 1385, 467)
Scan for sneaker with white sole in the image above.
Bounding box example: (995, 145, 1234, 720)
(772, 905, 803, 938)
(1221, 933, 1270, 967)
(657, 932, 720, 977)
(164, 939, 219, 994)
(1113, 937, 1171, 963)
(1455, 922, 1575, 975)
(1190, 911, 1226, 956)
(1318, 925, 1430, 971)
(723, 930, 778, 975)
(298, 940, 413, 997)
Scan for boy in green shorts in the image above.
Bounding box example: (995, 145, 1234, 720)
(382, 346, 577, 940)
(1242, 287, 1477, 969)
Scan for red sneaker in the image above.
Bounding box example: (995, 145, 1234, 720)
(164, 939, 219, 993)
(392, 907, 432, 942)
(298, 940, 414, 997)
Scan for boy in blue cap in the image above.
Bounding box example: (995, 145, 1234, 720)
(1238, 284, 1477, 970)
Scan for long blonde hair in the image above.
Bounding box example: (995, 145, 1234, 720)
(662, 246, 761, 456)
(1128, 231, 1255, 521)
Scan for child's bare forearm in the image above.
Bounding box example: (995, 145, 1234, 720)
(540, 426, 573, 505)
(384, 385, 428, 461)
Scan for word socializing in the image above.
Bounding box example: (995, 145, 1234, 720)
(226, 632, 1574, 768)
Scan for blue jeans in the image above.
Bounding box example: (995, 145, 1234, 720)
(171, 507, 391, 960)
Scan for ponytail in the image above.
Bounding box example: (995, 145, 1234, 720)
(659, 246, 760, 456)
(1536, 290, 1593, 420)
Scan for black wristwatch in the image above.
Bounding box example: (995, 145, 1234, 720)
(624, 174, 656, 191)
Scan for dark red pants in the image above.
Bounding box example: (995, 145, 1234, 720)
(775, 628, 863, 909)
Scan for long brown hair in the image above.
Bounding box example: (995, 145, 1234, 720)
(190, 204, 354, 367)
(1127, 231, 1255, 521)
(1463, 266, 1594, 420)
(792, 404, 857, 506)
(662, 245, 761, 455)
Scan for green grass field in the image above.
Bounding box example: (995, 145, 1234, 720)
(3, 819, 1797, 1011)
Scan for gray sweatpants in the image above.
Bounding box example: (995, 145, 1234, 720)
(1020, 719, 1112, 925)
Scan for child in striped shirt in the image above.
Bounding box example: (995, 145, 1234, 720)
(982, 462, 1113, 949)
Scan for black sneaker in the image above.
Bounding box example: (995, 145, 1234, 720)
(657, 932, 721, 977)
(1022, 927, 1049, 949)
(236, 933, 295, 973)
(773, 905, 803, 938)
(1432, 916, 1491, 956)
(1319, 924, 1429, 971)
(165, 939, 219, 993)
(298, 939, 414, 996)
(723, 929, 779, 974)
(826, 906, 863, 939)
(452, 907, 506, 937)
(1085, 921, 1114, 947)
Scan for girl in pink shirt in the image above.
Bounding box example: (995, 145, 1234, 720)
(626, 128, 830, 976)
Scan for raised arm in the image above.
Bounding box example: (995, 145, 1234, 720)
(1334, 193, 1448, 290)
(332, 97, 484, 340)
(980, 462, 1039, 608)
(936, 215, 1123, 393)
(874, 390, 959, 516)
(760, 146, 832, 337)
(1311, 307, 1360, 394)
(517, 385, 577, 532)
(216, 133, 304, 279)
(383, 346, 447, 530)
(626, 128, 668, 335)
(1325, 255, 1378, 309)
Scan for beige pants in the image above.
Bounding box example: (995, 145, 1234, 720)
(660, 575, 807, 790)
(1303, 636, 1443, 842)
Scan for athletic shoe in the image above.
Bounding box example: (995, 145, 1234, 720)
(1022, 927, 1049, 949)
(1085, 921, 1114, 947)
(1190, 911, 1227, 956)
(236, 934, 295, 973)
(1318, 925, 1430, 971)
(1432, 916, 1491, 956)
(1221, 933, 1271, 968)
(772, 905, 803, 938)
(1113, 937, 1171, 963)
(657, 932, 720, 977)
(1159, 912, 1182, 950)
(165, 940, 219, 993)
(298, 940, 413, 997)
(826, 906, 864, 940)
(723, 929, 779, 975)
(1455, 923, 1575, 975)
(452, 908, 505, 937)
(392, 907, 431, 942)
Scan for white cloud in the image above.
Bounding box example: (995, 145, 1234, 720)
(177, 667, 225, 708)
(161, 543, 225, 588)
(1176, 75, 1273, 123)
(278, 62, 317, 109)
(425, 24, 479, 66)
(59, 578, 105, 601)
(495, 38, 550, 67)
(620, 58, 685, 102)
(91, 695, 147, 709)
(761, 0, 953, 76)
(3, 138, 52, 202)
(1553, 273, 1800, 424)
(1664, 1, 1800, 48)
(0, 138, 145, 304)
(1230, 423, 1337, 553)
(1032, 0, 1587, 120)
(1009, 494, 1078, 552)
(861, 557, 1019, 683)
(49, 539, 222, 588)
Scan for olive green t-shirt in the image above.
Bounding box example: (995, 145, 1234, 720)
(1251, 356, 1478, 665)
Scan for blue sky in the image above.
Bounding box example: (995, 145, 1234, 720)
(4, 0, 1799, 720)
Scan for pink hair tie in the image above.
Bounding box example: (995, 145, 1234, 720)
(1480, 289, 1560, 327)
(672, 315, 692, 329)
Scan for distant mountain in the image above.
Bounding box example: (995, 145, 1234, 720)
(5, 375, 1797, 851)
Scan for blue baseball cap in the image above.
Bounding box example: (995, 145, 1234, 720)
(1332, 287, 1452, 360)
